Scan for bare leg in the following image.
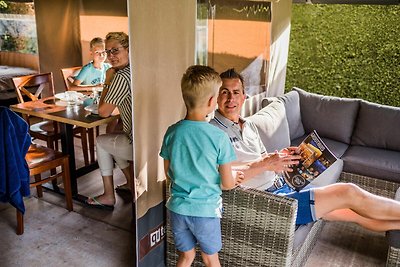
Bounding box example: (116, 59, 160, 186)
(323, 208, 400, 231)
(314, 183, 400, 222)
(87, 175, 116, 206)
(177, 249, 196, 267)
(201, 252, 221, 267)
(120, 166, 132, 189)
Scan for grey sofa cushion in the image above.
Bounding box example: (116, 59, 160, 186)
(342, 146, 400, 183)
(247, 100, 290, 152)
(262, 91, 305, 141)
(293, 87, 360, 144)
(351, 100, 400, 151)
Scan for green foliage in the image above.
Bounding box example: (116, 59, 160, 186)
(286, 4, 400, 107)
(0, 1, 8, 11)
(0, 1, 34, 14)
(0, 1, 37, 54)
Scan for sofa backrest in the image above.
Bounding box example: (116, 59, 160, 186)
(351, 100, 400, 151)
(246, 100, 291, 152)
(293, 88, 360, 144)
(261, 90, 305, 141)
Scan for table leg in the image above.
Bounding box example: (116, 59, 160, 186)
(60, 123, 77, 195)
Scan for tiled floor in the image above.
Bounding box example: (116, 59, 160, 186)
(0, 125, 390, 266)
(0, 125, 135, 266)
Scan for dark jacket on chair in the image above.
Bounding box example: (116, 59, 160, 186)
(0, 106, 31, 214)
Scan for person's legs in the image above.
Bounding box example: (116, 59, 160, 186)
(118, 166, 132, 190)
(200, 252, 221, 267)
(177, 249, 196, 267)
(112, 135, 133, 190)
(170, 211, 197, 267)
(314, 183, 400, 230)
(192, 217, 222, 266)
(323, 208, 400, 231)
(87, 133, 133, 206)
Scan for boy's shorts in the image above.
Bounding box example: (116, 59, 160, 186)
(169, 210, 222, 255)
(284, 188, 317, 225)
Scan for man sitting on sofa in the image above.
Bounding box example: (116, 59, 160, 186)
(210, 68, 400, 231)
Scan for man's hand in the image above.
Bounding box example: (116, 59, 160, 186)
(262, 150, 301, 173)
(234, 171, 245, 186)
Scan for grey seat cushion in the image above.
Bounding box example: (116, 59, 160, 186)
(262, 90, 305, 140)
(293, 87, 360, 144)
(342, 146, 400, 183)
(246, 100, 291, 152)
(351, 100, 400, 151)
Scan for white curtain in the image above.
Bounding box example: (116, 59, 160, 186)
(129, 0, 292, 218)
(129, 0, 196, 219)
(267, 0, 292, 97)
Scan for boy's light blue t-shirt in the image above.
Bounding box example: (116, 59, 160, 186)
(160, 120, 236, 218)
(75, 62, 111, 85)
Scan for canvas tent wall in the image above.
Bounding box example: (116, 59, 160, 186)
(129, 0, 292, 265)
(4, 0, 295, 265)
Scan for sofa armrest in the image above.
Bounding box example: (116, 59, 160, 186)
(220, 186, 298, 266)
(167, 186, 298, 266)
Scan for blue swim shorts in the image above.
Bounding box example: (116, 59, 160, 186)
(169, 210, 222, 255)
(284, 188, 317, 225)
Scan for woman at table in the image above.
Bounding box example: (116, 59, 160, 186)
(86, 32, 132, 210)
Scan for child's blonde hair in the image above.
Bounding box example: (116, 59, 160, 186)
(89, 37, 104, 50)
(181, 65, 221, 109)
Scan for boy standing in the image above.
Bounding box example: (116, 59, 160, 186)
(73, 37, 111, 86)
(160, 65, 239, 267)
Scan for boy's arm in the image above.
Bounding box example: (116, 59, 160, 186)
(72, 79, 82, 86)
(163, 159, 171, 181)
(219, 163, 236, 190)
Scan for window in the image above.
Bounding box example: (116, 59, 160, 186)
(0, 1, 38, 54)
(196, 0, 271, 96)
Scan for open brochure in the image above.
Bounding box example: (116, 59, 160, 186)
(283, 130, 338, 191)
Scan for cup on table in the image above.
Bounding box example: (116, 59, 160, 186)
(65, 91, 78, 104)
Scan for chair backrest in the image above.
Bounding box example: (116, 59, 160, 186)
(12, 72, 55, 103)
(60, 66, 82, 91)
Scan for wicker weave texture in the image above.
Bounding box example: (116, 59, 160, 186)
(291, 220, 325, 267)
(387, 246, 400, 267)
(339, 172, 399, 199)
(167, 186, 308, 267)
(167, 172, 400, 266)
(340, 172, 400, 267)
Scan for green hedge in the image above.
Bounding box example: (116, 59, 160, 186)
(285, 4, 400, 107)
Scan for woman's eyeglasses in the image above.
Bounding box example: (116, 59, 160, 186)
(105, 47, 124, 56)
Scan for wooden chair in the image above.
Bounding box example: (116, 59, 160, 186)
(61, 67, 98, 163)
(60, 66, 82, 91)
(16, 143, 73, 235)
(12, 72, 91, 166)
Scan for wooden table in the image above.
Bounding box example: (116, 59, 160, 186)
(10, 97, 118, 201)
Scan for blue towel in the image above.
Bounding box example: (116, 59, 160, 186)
(0, 106, 31, 214)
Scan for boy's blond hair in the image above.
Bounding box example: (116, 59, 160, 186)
(89, 37, 104, 50)
(181, 65, 221, 109)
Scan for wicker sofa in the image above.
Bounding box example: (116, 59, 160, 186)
(166, 88, 400, 266)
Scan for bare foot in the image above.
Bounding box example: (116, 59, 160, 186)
(86, 194, 115, 206)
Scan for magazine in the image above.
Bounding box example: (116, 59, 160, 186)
(283, 130, 338, 191)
